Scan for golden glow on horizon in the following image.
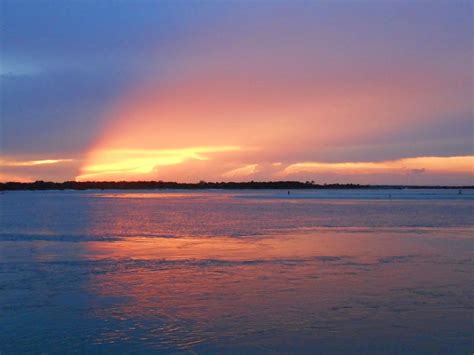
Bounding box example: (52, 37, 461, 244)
(76, 146, 242, 181)
(0, 154, 471, 183)
(76, 149, 474, 182)
(283, 156, 474, 175)
(0, 173, 32, 182)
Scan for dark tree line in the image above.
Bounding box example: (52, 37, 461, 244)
(1, 180, 471, 191)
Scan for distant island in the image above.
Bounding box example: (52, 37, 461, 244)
(1, 181, 472, 191)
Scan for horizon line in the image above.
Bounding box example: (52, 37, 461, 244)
(1, 180, 473, 189)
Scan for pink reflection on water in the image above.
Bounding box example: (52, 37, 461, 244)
(95, 192, 225, 199)
(82, 229, 472, 352)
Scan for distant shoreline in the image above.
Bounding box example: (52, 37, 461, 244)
(1, 181, 472, 191)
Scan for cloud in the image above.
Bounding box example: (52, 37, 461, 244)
(282, 156, 473, 176)
(275, 156, 473, 185)
(0, 158, 73, 167)
(222, 164, 259, 179)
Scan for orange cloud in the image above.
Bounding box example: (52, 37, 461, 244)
(282, 156, 474, 175)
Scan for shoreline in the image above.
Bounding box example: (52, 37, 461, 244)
(1, 180, 473, 191)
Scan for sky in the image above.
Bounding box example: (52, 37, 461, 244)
(1, 0, 472, 184)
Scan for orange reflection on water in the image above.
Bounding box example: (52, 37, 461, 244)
(84, 234, 339, 262)
(82, 229, 472, 352)
(95, 192, 219, 199)
(82, 227, 474, 262)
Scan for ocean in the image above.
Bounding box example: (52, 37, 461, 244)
(1, 189, 472, 353)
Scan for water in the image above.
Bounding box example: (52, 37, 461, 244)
(1, 189, 473, 353)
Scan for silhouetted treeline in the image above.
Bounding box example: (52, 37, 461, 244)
(0, 180, 472, 191)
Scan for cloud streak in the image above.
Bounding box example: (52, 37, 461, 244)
(282, 156, 474, 176)
(0, 158, 73, 167)
(222, 164, 259, 179)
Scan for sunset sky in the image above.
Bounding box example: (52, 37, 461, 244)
(1, 0, 472, 184)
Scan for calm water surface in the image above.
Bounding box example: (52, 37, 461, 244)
(0, 189, 473, 353)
